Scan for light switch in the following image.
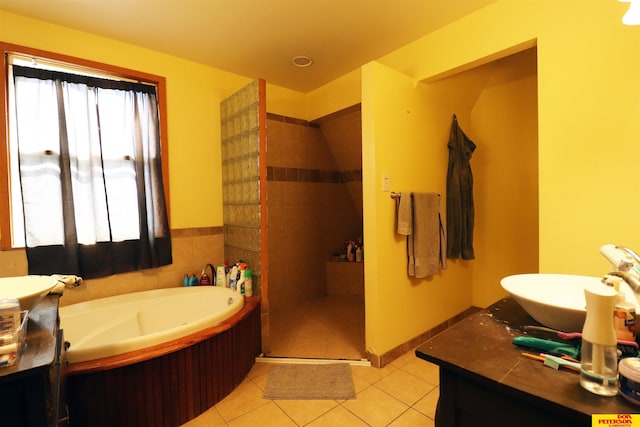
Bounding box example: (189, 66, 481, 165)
(382, 174, 390, 192)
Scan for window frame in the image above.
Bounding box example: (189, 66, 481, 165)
(0, 42, 171, 250)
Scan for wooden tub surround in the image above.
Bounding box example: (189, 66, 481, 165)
(65, 296, 261, 427)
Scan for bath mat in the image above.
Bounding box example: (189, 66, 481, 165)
(263, 363, 356, 400)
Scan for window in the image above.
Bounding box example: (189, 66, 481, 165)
(1, 43, 172, 278)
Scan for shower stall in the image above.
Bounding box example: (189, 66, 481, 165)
(220, 79, 364, 359)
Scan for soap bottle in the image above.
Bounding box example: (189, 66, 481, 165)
(216, 265, 226, 287)
(580, 285, 619, 396)
(244, 269, 253, 296)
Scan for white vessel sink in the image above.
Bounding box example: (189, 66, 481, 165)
(500, 273, 637, 332)
(0, 275, 58, 311)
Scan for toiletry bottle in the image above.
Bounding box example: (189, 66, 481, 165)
(183, 274, 189, 287)
(189, 274, 199, 287)
(244, 269, 253, 296)
(199, 270, 211, 286)
(580, 285, 619, 396)
(0, 298, 21, 336)
(216, 265, 226, 286)
(612, 279, 637, 341)
(229, 265, 238, 291)
(237, 268, 246, 294)
(355, 246, 362, 262)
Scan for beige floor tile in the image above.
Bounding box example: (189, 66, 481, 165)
(413, 387, 440, 419)
(351, 373, 374, 394)
(388, 408, 436, 427)
(247, 360, 271, 379)
(399, 358, 440, 386)
(269, 295, 365, 360)
(228, 401, 297, 427)
(374, 369, 437, 406)
(215, 378, 269, 422)
(273, 399, 339, 425)
(179, 406, 227, 427)
(251, 371, 270, 391)
(389, 348, 421, 369)
(342, 384, 409, 427)
(351, 363, 398, 384)
(306, 405, 370, 427)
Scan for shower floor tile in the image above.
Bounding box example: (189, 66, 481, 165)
(268, 295, 365, 360)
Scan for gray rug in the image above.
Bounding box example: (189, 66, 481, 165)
(263, 363, 356, 400)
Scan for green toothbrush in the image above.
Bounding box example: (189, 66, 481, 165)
(512, 336, 581, 359)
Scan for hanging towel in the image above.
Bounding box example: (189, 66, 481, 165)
(396, 192, 447, 278)
(396, 192, 413, 235)
(446, 114, 476, 260)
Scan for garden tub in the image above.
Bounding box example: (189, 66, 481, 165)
(61, 286, 261, 427)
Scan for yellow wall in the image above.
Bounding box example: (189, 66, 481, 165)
(305, 69, 362, 121)
(0, 10, 309, 230)
(360, 0, 640, 355)
(362, 61, 474, 355)
(361, 47, 538, 355)
(468, 48, 539, 306)
(379, 0, 640, 277)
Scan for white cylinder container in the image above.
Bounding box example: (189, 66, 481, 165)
(580, 285, 619, 396)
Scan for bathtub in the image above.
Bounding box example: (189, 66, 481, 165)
(62, 286, 261, 427)
(60, 286, 244, 364)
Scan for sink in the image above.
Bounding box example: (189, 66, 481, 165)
(0, 275, 58, 311)
(500, 273, 637, 332)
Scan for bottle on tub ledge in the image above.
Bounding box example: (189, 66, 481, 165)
(183, 274, 198, 287)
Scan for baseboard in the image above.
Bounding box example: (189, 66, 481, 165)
(365, 305, 481, 368)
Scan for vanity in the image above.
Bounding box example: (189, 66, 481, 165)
(0, 295, 65, 427)
(415, 298, 638, 427)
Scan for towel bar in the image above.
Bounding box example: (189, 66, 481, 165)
(390, 192, 441, 199)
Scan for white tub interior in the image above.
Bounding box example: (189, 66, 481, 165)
(60, 286, 244, 363)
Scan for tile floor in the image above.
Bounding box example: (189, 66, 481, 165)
(181, 348, 439, 427)
(181, 295, 440, 426)
(268, 295, 366, 360)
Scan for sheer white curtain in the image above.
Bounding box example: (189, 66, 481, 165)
(11, 65, 171, 278)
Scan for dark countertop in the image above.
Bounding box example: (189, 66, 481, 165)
(415, 298, 638, 418)
(0, 295, 59, 381)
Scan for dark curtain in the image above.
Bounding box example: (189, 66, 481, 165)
(12, 65, 172, 279)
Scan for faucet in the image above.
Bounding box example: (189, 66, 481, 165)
(605, 271, 640, 294)
(600, 244, 640, 304)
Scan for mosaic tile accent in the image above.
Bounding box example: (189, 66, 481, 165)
(266, 166, 361, 183)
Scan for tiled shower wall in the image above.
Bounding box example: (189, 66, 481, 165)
(266, 106, 362, 313)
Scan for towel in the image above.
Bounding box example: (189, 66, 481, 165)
(49, 274, 84, 295)
(396, 192, 447, 278)
(396, 192, 413, 235)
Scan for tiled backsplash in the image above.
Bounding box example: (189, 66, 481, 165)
(0, 227, 225, 306)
